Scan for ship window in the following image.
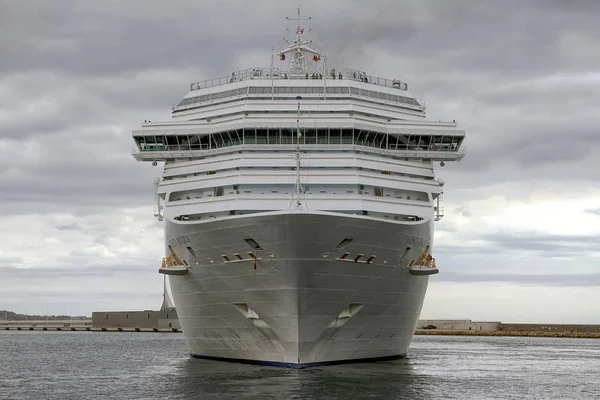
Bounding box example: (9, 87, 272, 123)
(244, 238, 262, 250)
(243, 129, 256, 144)
(304, 129, 316, 144)
(281, 128, 293, 144)
(374, 187, 383, 197)
(268, 128, 278, 144)
(256, 129, 268, 144)
(336, 238, 353, 248)
(330, 128, 341, 144)
(341, 129, 353, 144)
(214, 187, 224, 197)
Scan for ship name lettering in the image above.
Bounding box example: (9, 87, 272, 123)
(406, 236, 429, 248)
(169, 235, 191, 246)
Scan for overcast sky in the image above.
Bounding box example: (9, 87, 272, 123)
(1, 0, 599, 323)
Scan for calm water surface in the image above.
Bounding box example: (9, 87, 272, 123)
(1, 332, 599, 399)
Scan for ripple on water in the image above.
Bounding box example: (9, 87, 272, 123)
(1, 332, 599, 399)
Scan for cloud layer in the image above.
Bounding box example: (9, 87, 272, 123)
(1, 0, 599, 321)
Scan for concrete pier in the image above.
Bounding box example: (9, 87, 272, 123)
(91, 309, 180, 331)
(1, 319, 92, 331)
(414, 320, 600, 339)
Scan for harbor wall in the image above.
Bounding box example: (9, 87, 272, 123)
(1, 319, 91, 329)
(418, 319, 501, 331)
(91, 309, 180, 330)
(499, 323, 600, 333)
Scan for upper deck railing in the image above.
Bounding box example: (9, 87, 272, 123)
(190, 67, 409, 92)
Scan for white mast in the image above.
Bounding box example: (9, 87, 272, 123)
(270, 47, 275, 100)
(295, 101, 302, 207)
(292, 100, 307, 210)
(281, 6, 320, 76)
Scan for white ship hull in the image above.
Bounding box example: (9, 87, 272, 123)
(131, 9, 467, 367)
(166, 210, 433, 367)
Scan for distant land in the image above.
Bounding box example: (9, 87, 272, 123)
(1, 310, 90, 321)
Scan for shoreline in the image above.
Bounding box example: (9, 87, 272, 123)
(1, 327, 181, 333)
(414, 329, 600, 339)
(4, 327, 600, 339)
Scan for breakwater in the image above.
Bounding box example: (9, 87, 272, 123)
(415, 323, 600, 339)
(4, 317, 599, 338)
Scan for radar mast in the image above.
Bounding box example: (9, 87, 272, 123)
(280, 6, 321, 75)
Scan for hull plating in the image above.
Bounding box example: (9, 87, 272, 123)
(166, 211, 432, 367)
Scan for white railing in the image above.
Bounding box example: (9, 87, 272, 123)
(189, 67, 409, 92)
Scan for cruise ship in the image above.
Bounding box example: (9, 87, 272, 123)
(132, 9, 466, 368)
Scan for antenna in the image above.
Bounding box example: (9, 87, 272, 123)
(281, 6, 319, 75)
(286, 6, 312, 38)
(270, 47, 274, 99)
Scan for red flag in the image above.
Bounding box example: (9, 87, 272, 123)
(313, 54, 320, 62)
(300, 28, 304, 34)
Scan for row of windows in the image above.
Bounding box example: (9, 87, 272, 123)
(174, 210, 424, 222)
(136, 128, 464, 152)
(169, 185, 429, 202)
(162, 166, 432, 183)
(176, 86, 421, 108)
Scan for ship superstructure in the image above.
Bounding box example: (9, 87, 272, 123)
(132, 8, 465, 367)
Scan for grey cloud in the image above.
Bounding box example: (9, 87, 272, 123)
(434, 230, 600, 263)
(55, 223, 80, 231)
(336, 0, 600, 78)
(0, 264, 170, 315)
(1, 0, 597, 212)
(0, 263, 158, 279)
(2, 0, 600, 316)
(585, 208, 600, 216)
(0, 125, 161, 212)
(479, 232, 600, 255)
(2, 0, 599, 78)
(434, 271, 600, 287)
(0, 255, 24, 268)
(435, 244, 505, 256)
(1, 0, 286, 76)
(0, 71, 178, 141)
(1, 0, 597, 211)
